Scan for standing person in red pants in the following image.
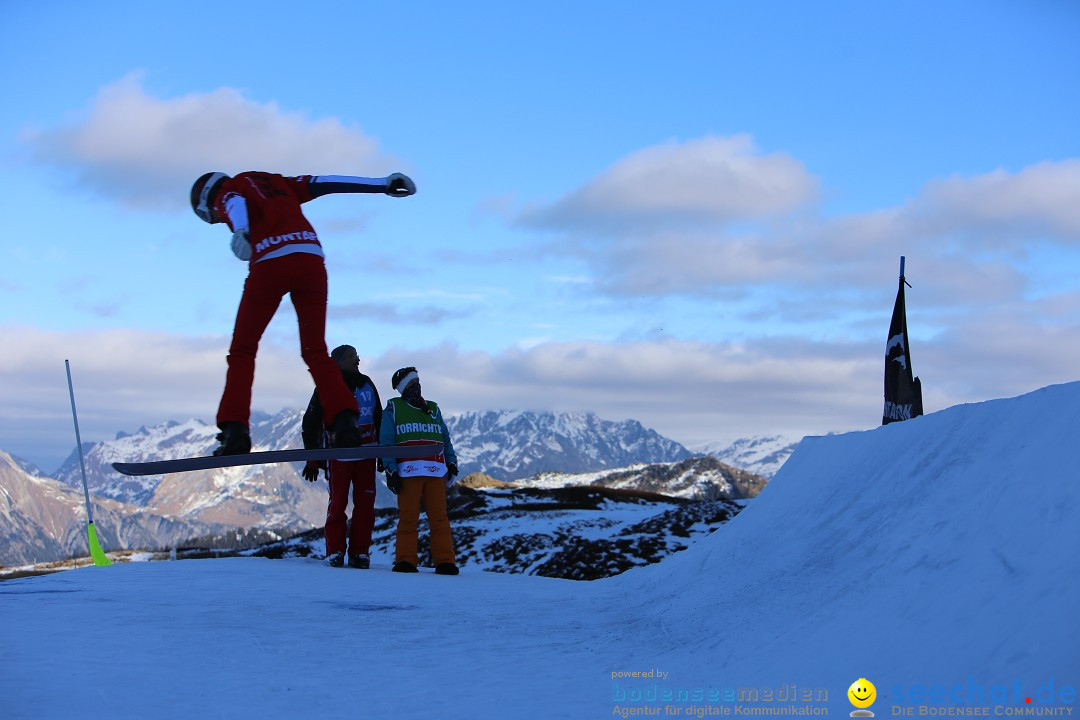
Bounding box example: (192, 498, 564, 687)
(301, 344, 382, 568)
(189, 170, 415, 455)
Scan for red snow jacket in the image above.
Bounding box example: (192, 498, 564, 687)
(215, 172, 390, 265)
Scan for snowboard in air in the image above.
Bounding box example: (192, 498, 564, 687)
(112, 444, 441, 476)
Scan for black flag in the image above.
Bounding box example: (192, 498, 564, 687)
(883, 257, 923, 425)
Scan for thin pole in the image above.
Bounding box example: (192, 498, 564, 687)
(65, 360, 111, 566)
(65, 359, 95, 524)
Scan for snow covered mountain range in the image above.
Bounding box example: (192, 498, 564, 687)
(448, 410, 695, 479)
(0, 448, 265, 568)
(1, 409, 792, 567)
(693, 434, 804, 479)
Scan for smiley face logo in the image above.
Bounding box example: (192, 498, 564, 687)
(848, 678, 877, 709)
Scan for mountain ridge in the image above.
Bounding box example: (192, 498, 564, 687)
(3, 409, 785, 566)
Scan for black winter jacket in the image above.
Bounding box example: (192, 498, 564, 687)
(301, 370, 382, 449)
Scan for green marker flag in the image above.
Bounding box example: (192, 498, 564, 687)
(87, 521, 111, 567)
(65, 359, 112, 567)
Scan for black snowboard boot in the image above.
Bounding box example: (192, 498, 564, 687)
(213, 421, 251, 456)
(435, 563, 460, 576)
(348, 554, 370, 569)
(330, 410, 362, 448)
(392, 561, 418, 573)
(327, 552, 345, 568)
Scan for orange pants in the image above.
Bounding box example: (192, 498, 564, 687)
(396, 475, 455, 566)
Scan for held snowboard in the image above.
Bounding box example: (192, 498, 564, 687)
(111, 444, 441, 476)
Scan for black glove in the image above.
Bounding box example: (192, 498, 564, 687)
(302, 461, 323, 483)
(447, 462, 459, 478)
(385, 173, 416, 197)
(385, 471, 402, 495)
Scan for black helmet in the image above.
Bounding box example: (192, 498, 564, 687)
(190, 172, 230, 223)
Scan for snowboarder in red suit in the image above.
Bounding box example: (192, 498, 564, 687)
(190, 170, 416, 455)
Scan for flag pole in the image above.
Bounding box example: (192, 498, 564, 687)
(64, 360, 112, 567)
(883, 256, 923, 425)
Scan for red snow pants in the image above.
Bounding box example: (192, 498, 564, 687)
(325, 459, 377, 556)
(216, 253, 357, 428)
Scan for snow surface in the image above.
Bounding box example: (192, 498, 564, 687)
(2, 383, 1078, 719)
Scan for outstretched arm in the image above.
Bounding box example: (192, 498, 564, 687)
(309, 173, 415, 198)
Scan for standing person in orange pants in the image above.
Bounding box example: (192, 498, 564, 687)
(301, 345, 382, 568)
(379, 367, 460, 575)
(189, 170, 415, 456)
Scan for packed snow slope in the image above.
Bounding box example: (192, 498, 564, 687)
(2, 383, 1077, 719)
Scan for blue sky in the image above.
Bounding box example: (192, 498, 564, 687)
(2, 1, 1078, 472)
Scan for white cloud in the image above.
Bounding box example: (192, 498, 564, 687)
(328, 302, 472, 325)
(516, 140, 1080, 308)
(22, 73, 398, 211)
(919, 160, 1080, 241)
(521, 135, 819, 233)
